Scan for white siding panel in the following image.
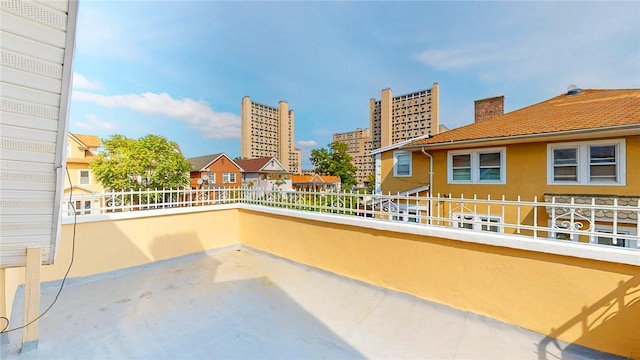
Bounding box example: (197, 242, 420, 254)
(1, 0, 77, 268)
(1, 214, 55, 224)
(0, 148, 56, 163)
(0, 221, 52, 236)
(1, 82, 61, 107)
(1, 0, 68, 31)
(2, 49, 64, 79)
(0, 179, 57, 191)
(0, 111, 59, 132)
(0, 198, 55, 215)
(1, 159, 56, 173)
(33, 0, 69, 14)
(0, 124, 58, 142)
(1, 31, 65, 63)
(1, 66, 63, 93)
(0, 12, 66, 48)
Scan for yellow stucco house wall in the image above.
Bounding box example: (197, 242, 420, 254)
(64, 133, 103, 194)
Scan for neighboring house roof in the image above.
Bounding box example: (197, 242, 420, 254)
(404, 89, 640, 149)
(235, 157, 287, 173)
(171, 141, 183, 154)
(70, 133, 100, 148)
(186, 153, 232, 172)
(291, 174, 341, 184)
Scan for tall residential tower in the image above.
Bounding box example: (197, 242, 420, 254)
(333, 83, 441, 187)
(332, 128, 373, 187)
(369, 83, 440, 149)
(241, 97, 301, 173)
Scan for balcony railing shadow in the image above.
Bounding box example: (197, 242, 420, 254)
(537, 276, 640, 359)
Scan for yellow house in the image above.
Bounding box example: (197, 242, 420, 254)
(64, 133, 102, 213)
(374, 88, 640, 246)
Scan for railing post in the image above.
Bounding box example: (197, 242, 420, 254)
(516, 195, 521, 234)
(533, 196, 538, 239)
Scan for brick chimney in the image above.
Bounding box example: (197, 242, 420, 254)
(474, 96, 504, 123)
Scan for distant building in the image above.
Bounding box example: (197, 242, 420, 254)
(65, 133, 102, 194)
(334, 83, 441, 187)
(370, 83, 440, 149)
(291, 174, 341, 192)
(186, 153, 242, 189)
(235, 157, 292, 190)
(240, 97, 302, 174)
(332, 128, 373, 187)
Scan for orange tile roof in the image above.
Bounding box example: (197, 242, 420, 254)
(72, 134, 101, 148)
(407, 89, 640, 148)
(291, 175, 341, 183)
(235, 157, 274, 172)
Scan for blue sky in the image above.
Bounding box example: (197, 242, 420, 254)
(69, 1, 640, 168)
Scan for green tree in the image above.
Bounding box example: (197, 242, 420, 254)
(91, 134, 191, 191)
(310, 142, 357, 189)
(365, 173, 376, 193)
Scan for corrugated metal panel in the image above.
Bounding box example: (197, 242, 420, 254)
(0, 0, 77, 268)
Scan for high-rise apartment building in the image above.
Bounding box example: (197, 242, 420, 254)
(334, 83, 440, 187)
(241, 97, 301, 173)
(332, 128, 373, 187)
(370, 83, 440, 149)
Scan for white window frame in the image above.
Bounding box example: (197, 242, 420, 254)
(393, 151, 412, 177)
(591, 225, 638, 249)
(223, 172, 236, 184)
(452, 213, 503, 233)
(547, 139, 626, 186)
(392, 208, 421, 223)
(78, 170, 91, 185)
(447, 148, 506, 184)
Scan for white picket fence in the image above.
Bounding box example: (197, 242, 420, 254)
(62, 188, 640, 250)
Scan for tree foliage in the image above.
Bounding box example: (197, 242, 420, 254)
(310, 142, 358, 189)
(90, 134, 191, 191)
(365, 173, 376, 193)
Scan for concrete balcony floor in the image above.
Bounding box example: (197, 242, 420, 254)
(2, 247, 623, 359)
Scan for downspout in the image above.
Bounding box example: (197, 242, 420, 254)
(421, 147, 434, 225)
(420, 147, 433, 196)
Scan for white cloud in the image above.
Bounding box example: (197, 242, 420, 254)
(72, 91, 240, 139)
(296, 140, 318, 147)
(74, 114, 117, 131)
(72, 73, 105, 91)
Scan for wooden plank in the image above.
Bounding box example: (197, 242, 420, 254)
(21, 247, 42, 351)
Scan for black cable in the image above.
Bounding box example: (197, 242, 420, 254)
(0, 167, 77, 334)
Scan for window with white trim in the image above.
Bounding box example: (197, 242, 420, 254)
(392, 209, 420, 223)
(592, 225, 637, 249)
(448, 148, 505, 184)
(393, 151, 411, 177)
(547, 139, 625, 185)
(223, 173, 236, 183)
(79, 170, 90, 185)
(452, 213, 503, 233)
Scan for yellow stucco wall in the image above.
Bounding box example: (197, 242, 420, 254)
(64, 162, 104, 193)
(1, 209, 239, 327)
(381, 135, 640, 199)
(47, 210, 239, 281)
(240, 209, 640, 358)
(379, 150, 431, 194)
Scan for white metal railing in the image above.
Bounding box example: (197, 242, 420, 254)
(62, 188, 640, 250)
